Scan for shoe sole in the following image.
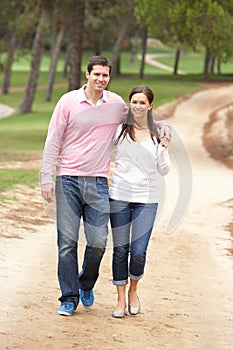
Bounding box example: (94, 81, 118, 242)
(81, 300, 94, 308)
(57, 310, 73, 316)
(112, 312, 126, 318)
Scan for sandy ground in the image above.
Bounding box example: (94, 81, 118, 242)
(1, 84, 233, 350)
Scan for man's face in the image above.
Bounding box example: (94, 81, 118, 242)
(86, 65, 110, 92)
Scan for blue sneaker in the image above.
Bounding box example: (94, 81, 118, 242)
(80, 289, 94, 307)
(57, 302, 75, 316)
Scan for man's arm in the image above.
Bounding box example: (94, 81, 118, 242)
(40, 97, 67, 202)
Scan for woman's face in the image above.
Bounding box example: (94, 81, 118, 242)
(130, 93, 152, 121)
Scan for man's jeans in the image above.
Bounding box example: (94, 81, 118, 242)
(110, 199, 158, 286)
(56, 176, 109, 308)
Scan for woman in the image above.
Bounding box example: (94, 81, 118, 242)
(109, 86, 171, 318)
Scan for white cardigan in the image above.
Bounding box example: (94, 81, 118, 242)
(109, 125, 171, 203)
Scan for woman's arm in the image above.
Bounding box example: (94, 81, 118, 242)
(157, 143, 171, 176)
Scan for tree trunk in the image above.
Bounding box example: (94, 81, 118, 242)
(2, 3, 21, 95)
(46, 25, 65, 101)
(94, 34, 103, 56)
(19, 9, 50, 113)
(173, 48, 182, 75)
(139, 26, 147, 79)
(63, 42, 70, 78)
(2, 34, 17, 94)
(111, 2, 135, 77)
(203, 47, 210, 80)
(210, 56, 215, 74)
(217, 58, 221, 75)
(68, 0, 85, 91)
(129, 35, 138, 65)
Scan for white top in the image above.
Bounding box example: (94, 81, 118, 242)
(109, 125, 171, 203)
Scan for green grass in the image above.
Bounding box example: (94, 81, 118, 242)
(0, 47, 232, 193)
(0, 169, 39, 192)
(155, 53, 233, 75)
(2, 46, 232, 81)
(108, 74, 204, 105)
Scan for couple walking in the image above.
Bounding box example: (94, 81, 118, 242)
(41, 56, 171, 318)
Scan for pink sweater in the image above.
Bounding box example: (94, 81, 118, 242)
(41, 87, 128, 184)
(41, 86, 168, 185)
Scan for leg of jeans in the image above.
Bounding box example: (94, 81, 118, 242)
(79, 177, 110, 290)
(110, 199, 131, 285)
(56, 176, 83, 308)
(57, 231, 79, 307)
(130, 203, 158, 279)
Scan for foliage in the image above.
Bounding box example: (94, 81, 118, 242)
(186, 0, 233, 61)
(0, 0, 39, 53)
(134, 0, 233, 75)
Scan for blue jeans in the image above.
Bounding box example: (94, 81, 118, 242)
(110, 199, 158, 286)
(56, 176, 109, 308)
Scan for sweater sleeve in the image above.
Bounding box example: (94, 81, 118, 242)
(155, 119, 171, 130)
(40, 98, 69, 185)
(157, 143, 171, 176)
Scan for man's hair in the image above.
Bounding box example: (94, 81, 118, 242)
(87, 56, 112, 75)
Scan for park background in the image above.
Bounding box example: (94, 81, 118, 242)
(0, 1, 233, 350)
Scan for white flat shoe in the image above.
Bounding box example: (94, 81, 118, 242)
(128, 294, 141, 315)
(112, 304, 126, 318)
(112, 309, 126, 318)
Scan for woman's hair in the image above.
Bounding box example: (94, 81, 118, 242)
(87, 56, 112, 74)
(115, 86, 160, 144)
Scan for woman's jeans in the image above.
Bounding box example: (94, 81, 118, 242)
(56, 176, 109, 308)
(110, 199, 158, 286)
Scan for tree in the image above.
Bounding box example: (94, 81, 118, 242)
(0, 0, 37, 94)
(139, 26, 148, 79)
(168, 0, 197, 74)
(0, 0, 16, 92)
(111, 1, 135, 77)
(19, 4, 50, 113)
(135, 0, 174, 76)
(2, 30, 17, 94)
(135, 0, 197, 76)
(186, 0, 233, 79)
(46, 14, 65, 101)
(67, 0, 85, 91)
(84, 0, 110, 55)
(135, 0, 233, 79)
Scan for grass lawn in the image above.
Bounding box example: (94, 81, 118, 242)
(0, 48, 232, 193)
(152, 51, 233, 76)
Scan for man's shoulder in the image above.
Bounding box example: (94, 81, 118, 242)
(104, 90, 125, 104)
(62, 88, 82, 98)
(58, 88, 84, 104)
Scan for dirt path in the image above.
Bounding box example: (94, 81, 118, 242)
(0, 103, 15, 118)
(1, 85, 233, 350)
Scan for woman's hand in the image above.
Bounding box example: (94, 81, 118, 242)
(160, 137, 170, 148)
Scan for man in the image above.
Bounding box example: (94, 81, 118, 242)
(41, 56, 171, 316)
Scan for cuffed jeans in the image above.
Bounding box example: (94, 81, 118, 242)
(56, 176, 109, 308)
(110, 199, 158, 286)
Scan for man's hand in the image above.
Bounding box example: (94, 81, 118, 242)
(41, 183, 55, 203)
(160, 125, 171, 143)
